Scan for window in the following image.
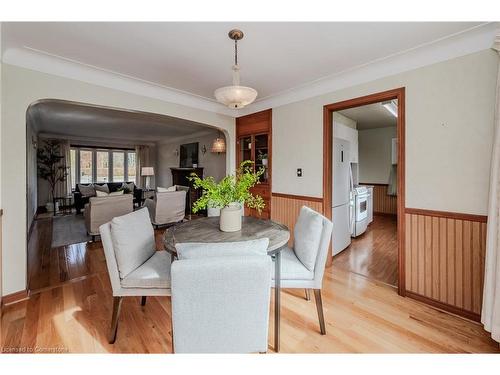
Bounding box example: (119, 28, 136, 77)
(112, 152, 125, 182)
(96, 151, 110, 182)
(70, 147, 136, 186)
(79, 150, 93, 184)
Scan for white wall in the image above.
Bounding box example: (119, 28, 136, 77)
(272, 49, 498, 215)
(156, 131, 227, 187)
(26, 122, 38, 227)
(358, 126, 397, 184)
(1, 64, 235, 295)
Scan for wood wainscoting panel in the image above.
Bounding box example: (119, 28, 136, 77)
(271, 193, 323, 246)
(405, 208, 487, 320)
(361, 183, 397, 215)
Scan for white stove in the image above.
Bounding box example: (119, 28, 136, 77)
(351, 186, 368, 237)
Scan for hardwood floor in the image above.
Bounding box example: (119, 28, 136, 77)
(2, 217, 498, 353)
(334, 215, 398, 286)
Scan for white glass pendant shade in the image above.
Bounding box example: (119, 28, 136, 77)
(214, 86, 258, 109)
(215, 65, 257, 109)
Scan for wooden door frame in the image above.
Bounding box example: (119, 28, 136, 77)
(323, 87, 406, 296)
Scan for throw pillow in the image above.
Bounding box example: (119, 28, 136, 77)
(293, 206, 324, 271)
(94, 184, 110, 194)
(109, 190, 124, 196)
(95, 190, 109, 197)
(156, 186, 169, 193)
(121, 182, 135, 194)
(166, 186, 177, 192)
(175, 238, 269, 260)
(78, 184, 96, 197)
(111, 208, 155, 279)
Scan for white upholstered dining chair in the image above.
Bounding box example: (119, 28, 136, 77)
(171, 239, 272, 353)
(272, 206, 333, 335)
(99, 208, 172, 344)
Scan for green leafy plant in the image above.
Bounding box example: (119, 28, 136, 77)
(189, 160, 265, 214)
(37, 139, 69, 204)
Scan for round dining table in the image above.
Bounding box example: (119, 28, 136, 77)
(163, 216, 290, 352)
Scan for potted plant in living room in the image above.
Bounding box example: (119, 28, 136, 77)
(189, 160, 265, 232)
(37, 139, 69, 213)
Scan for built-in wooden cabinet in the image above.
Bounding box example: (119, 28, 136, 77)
(236, 109, 272, 219)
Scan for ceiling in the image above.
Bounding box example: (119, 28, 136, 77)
(28, 99, 218, 143)
(3, 22, 486, 103)
(339, 101, 397, 130)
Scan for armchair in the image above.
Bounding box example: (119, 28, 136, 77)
(144, 190, 186, 228)
(84, 194, 133, 240)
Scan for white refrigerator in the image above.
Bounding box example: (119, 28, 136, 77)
(332, 138, 353, 256)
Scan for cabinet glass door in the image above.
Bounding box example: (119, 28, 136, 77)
(240, 136, 252, 164)
(254, 134, 269, 183)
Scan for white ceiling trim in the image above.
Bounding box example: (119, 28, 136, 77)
(2, 46, 239, 117)
(238, 22, 499, 115)
(3, 22, 498, 118)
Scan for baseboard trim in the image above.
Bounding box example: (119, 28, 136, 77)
(405, 208, 487, 223)
(1, 289, 29, 307)
(405, 291, 481, 322)
(271, 192, 324, 203)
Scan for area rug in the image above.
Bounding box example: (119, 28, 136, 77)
(51, 214, 91, 248)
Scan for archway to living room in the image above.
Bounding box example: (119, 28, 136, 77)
(25, 99, 229, 293)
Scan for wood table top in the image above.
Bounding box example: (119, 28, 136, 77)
(163, 216, 290, 255)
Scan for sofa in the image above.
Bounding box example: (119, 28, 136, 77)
(74, 182, 142, 214)
(84, 194, 134, 239)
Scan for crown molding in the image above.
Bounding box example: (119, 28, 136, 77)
(237, 22, 499, 115)
(3, 23, 498, 118)
(2, 46, 239, 117)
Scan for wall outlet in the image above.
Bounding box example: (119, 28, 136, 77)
(297, 168, 303, 177)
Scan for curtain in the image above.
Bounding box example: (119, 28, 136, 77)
(482, 36, 500, 344)
(54, 140, 71, 198)
(135, 145, 151, 188)
(387, 164, 397, 196)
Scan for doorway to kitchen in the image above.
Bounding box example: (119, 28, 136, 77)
(323, 88, 405, 294)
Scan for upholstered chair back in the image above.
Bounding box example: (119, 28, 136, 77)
(146, 190, 186, 225)
(294, 206, 333, 289)
(171, 255, 272, 353)
(85, 194, 133, 235)
(100, 222, 122, 296)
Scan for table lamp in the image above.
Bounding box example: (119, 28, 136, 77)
(141, 167, 155, 190)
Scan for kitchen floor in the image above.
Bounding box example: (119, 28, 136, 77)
(333, 214, 398, 286)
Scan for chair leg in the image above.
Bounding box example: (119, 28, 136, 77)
(313, 289, 326, 335)
(141, 296, 147, 306)
(305, 289, 311, 301)
(109, 297, 123, 344)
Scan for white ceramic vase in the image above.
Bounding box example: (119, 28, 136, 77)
(219, 203, 243, 232)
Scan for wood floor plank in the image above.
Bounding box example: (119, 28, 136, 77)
(2, 216, 497, 353)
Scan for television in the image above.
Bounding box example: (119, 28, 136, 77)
(179, 142, 199, 168)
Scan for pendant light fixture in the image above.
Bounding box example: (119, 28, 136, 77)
(211, 130, 226, 154)
(214, 29, 258, 109)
